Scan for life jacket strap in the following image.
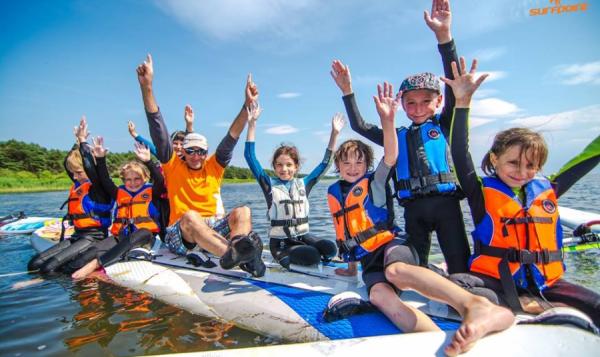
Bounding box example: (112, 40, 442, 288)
(117, 200, 147, 210)
(114, 216, 155, 225)
(270, 217, 309, 227)
(395, 172, 455, 191)
(332, 203, 360, 218)
(338, 222, 390, 254)
(501, 216, 553, 225)
(474, 241, 563, 265)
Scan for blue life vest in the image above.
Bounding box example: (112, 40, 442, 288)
(394, 116, 459, 203)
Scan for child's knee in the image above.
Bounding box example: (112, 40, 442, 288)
(385, 262, 412, 287)
(369, 283, 391, 308)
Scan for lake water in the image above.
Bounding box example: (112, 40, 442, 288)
(1, 175, 598, 356)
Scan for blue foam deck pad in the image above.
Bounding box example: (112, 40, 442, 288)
(249, 280, 459, 340)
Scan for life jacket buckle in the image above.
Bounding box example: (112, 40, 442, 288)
(515, 249, 536, 265)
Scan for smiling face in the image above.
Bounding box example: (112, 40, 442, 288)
(274, 154, 298, 181)
(401, 89, 443, 124)
(173, 139, 184, 158)
(491, 145, 540, 189)
(122, 170, 145, 192)
(183, 146, 208, 170)
(337, 151, 368, 183)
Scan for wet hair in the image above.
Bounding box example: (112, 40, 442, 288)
(119, 161, 150, 183)
(271, 144, 301, 170)
(481, 127, 548, 176)
(65, 146, 84, 173)
(333, 139, 374, 172)
(170, 130, 186, 143)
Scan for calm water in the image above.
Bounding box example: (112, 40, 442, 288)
(1, 175, 598, 356)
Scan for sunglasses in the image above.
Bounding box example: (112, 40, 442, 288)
(184, 147, 208, 156)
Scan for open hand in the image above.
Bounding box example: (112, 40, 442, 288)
(424, 0, 452, 42)
(184, 104, 194, 126)
(74, 115, 89, 143)
(330, 60, 353, 95)
(134, 141, 151, 163)
(374, 82, 400, 124)
(331, 112, 345, 135)
(245, 73, 259, 107)
(91, 136, 108, 158)
(440, 57, 488, 106)
(136, 54, 154, 87)
(128, 121, 138, 138)
(246, 101, 262, 125)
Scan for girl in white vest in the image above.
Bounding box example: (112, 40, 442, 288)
(244, 103, 344, 267)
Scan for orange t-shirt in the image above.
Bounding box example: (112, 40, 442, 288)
(162, 153, 225, 225)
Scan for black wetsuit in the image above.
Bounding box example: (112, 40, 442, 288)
(29, 143, 115, 274)
(449, 107, 600, 325)
(341, 40, 470, 273)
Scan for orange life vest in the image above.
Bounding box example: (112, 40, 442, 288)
(471, 176, 564, 308)
(327, 175, 396, 261)
(65, 181, 113, 230)
(110, 184, 160, 236)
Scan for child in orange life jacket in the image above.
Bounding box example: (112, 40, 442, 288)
(328, 82, 514, 356)
(28, 116, 115, 274)
(72, 137, 165, 279)
(442, 57, 600, 326)
(330, 0, 470, 274)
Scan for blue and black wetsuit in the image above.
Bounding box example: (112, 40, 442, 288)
(341, 40, 470, 273)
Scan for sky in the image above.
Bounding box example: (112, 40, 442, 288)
(1, 0, 599, 174)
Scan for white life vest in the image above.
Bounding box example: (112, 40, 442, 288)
(268, 179, 310, 239)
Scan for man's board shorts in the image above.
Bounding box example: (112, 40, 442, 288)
(360, 235, 418, 293)
(165, 214, 231, 256)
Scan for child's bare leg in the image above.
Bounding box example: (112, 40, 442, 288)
(71, 258, 100, 279)
(369, 282, 440, 332)
(385, 262, 514, 355)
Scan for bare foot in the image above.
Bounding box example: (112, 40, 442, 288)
(444, 296, 514, 356)
(71, 259, 101, 280)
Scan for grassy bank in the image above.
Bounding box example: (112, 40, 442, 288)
(0, 172, 255, 194)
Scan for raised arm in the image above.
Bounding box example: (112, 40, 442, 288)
(215, 74, 259, 167)
(303, 113, 345, 194)
(184, 104, 194, 133)
(374, 82, 400, 167)
(331, 59, 385, 146)
(137, 54, 172, 163)
(129, 120, 158, 158)
(550, 135, 600, 198)
(442, 57, 489, 224)
(134, 142, 165, 200)
(75, 117, 112, 203)
(91, 136, 118, 199)
(425, 0, 459, 132)
(243, 102, 267, 179)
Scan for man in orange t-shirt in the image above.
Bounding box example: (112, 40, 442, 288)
(136, 54, 265, 277)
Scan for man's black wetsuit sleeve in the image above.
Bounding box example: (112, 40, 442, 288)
(215, 133, 238, 168)
(146, 109, 173, 164)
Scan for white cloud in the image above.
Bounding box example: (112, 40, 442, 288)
(473, 88, 498, 99)
(277, 92, 301, 99)
(469, 117, 496, 128)
(554, 61, 600, 85)
(265, 125, 299, 135)
(471, 98, 520, 117)
(470, 47, 507, 62)
(507, 104, 600, 131)
(481, 71, 507, 82)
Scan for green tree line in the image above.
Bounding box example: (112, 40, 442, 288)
(0, 139, 263, 192)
